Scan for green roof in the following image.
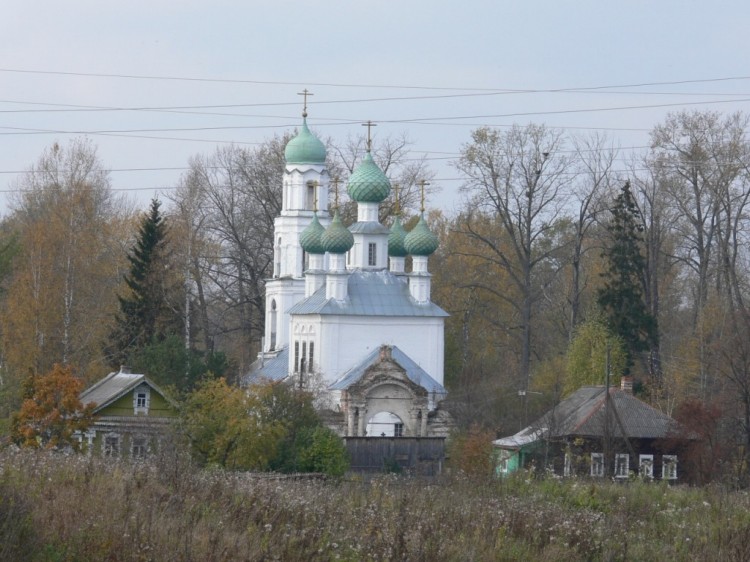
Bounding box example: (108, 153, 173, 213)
(404, 214, 439, 256)
(299, 212, 326, 254)
(388, 216, 408, 257)
(321, 210, 354, 254)
(284, 118, 326, 165)
(347, 151, 390, 203)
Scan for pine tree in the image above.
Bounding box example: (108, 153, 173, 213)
(107, 199, 180, 366)
(597, 181, 658, 375)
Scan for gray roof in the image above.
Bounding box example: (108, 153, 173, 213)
(329, 345, 447, 396)
(80, 369, 171, 413)
(288, 270, 449, 317)
(349, 221, 391, 235)
(494, 386, 687, 449)
(243, 347, 289, 385)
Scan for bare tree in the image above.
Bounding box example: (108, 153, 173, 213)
(454, 124, 574, 406)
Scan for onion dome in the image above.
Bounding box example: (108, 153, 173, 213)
(299, 213, 326, 254)
(388, 216, 408, 257)
(404, 214, 439, 256)
(347, 152, 391, 203)
(321, 210, 354, 254)
(284, 118, 326, 165)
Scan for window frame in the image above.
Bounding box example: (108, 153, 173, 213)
(394, 422, 404, 437)
(614, 453, 630, 479)
(131, 435, 148, 459)
(103, 433, 120, 458)
(590, 453, 604, 477)
(662, 455, 678, 480)
(639, 454, 654, 478)
(368, 242, 377, 266)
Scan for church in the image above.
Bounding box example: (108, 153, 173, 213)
(246, 107, 451, 439)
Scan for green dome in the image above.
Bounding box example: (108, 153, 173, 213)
(404, 214, 439, 256)
(347, 152, 390, 203)
(299, 212, 326, 254)
(388, 216, 408, 257)
(321, 210, 354, 254)
(284, 118, 326, 165)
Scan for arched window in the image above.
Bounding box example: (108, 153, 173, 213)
(270, 300, 277, 350)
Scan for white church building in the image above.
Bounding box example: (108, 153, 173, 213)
(246, 111, 451, 438)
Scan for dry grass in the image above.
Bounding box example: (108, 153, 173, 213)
(3, 448, 750, 561)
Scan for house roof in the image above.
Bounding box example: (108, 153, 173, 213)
(493, 386, 687, 450)
(328, 345, 447, 396)
(80, 368, 173, 413)
(242, 347, 289, 385)
(287, 269, 449, 317)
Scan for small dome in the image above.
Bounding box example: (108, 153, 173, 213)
(347, 152, 390, 203)
(388, 216, 408, 257)
(299, 212, 326, 254)
(404, 214, 439, 256)
(284, 118, 326, 165)
(321, 210, 354, 254)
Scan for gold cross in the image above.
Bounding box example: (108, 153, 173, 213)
(297, 89, 313, 118)
(362, 120, 377, 151)
(392, 182, 400, 217)
(418, 179, 431, 213)
(331, 177, 341, 210)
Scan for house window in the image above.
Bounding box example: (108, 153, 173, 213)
(564, 452, 573, 477)
(134, 387, 150, 415)
(639, 454, 654, 478)
(394, 423, 404, 437)
(103, 434, 120, 458)
(662, 455, 678, 480)
(308, 342, 314, 373)
(590, 453, 604, 477)
(294, 341, 300, 373)
(132, 436, 148, 459)
(368, 243, 377, 266)
(614, 453, 629, 479)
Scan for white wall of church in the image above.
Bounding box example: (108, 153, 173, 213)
(311, 316, 445, 386)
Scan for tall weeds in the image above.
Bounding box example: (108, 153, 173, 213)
(2, 448, 750, 561)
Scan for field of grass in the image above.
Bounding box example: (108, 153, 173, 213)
(2, 448, 750, 561)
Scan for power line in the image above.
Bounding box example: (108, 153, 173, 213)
(2, 67, 750, 93)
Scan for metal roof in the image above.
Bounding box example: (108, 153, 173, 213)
(242, 347, 289, 385)
(494, 386, 686, 449)
(349, 221, 390, 235)
(329, 345, 447, 396)
(80, 369, 172, 413)
(288, 270, 449, 317)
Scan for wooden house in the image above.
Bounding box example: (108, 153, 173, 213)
(493, 379, 691, 481)
(79, 367, 177, 458)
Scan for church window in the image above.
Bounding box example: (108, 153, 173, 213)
(306, 182, 315, 210)
(368, 243, 377, 266)
(270, 300, 277, 351)
(394, 423, 404, 437)
(301, 342, 307, 373)
(308, 342, 314, 372)
(294, 341, 300, 372)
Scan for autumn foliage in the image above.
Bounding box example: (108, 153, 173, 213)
(11, 364, 95, 450)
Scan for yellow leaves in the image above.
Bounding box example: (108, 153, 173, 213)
(12, 364, 95, 450)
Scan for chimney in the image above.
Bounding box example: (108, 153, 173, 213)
(620, 376, 633, 394)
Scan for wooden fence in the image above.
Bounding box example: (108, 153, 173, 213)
(344, 437, 446, 476)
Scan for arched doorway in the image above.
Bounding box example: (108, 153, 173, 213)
(366, 411, 404, 437)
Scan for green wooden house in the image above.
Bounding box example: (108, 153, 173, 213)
(79, 367, 177, 458)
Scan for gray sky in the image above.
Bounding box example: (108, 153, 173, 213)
(2, 0, 749, 215)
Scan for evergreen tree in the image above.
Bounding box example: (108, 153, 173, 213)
(597, 181, 658, 375)
(107, 199, 181, 367)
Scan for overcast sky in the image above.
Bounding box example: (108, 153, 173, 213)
(2, 1, 749, 215)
